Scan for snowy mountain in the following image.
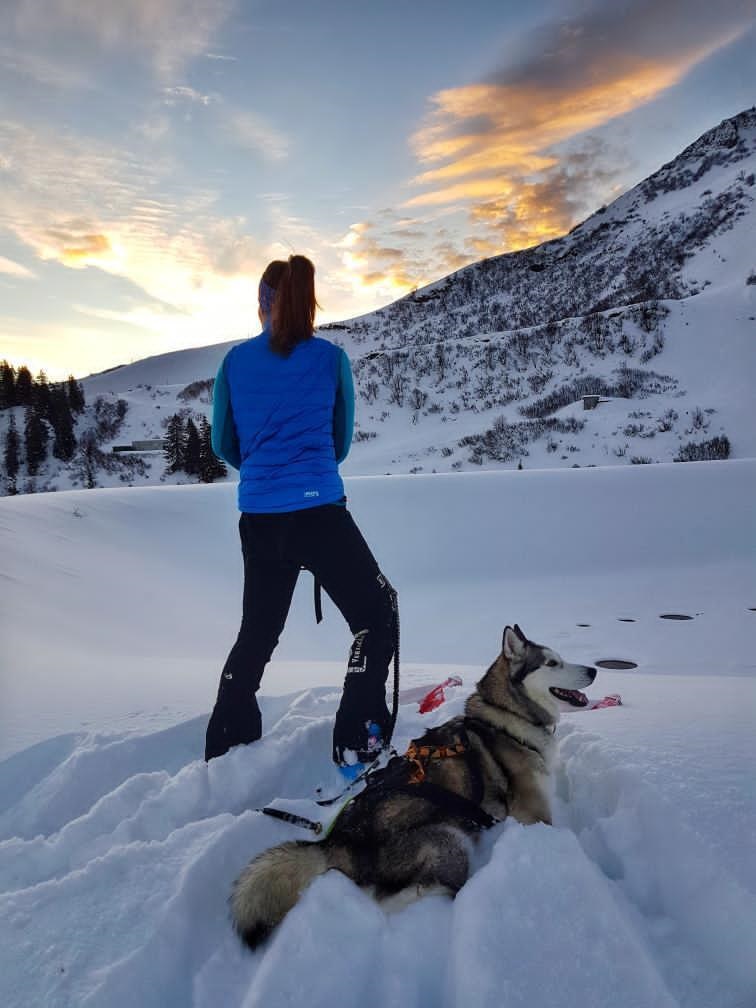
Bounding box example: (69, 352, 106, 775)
(2, 108, 755, 494)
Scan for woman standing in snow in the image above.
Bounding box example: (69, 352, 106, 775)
(205, 255, 397, 767)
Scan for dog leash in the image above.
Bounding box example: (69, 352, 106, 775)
(262, 731, 504, 837)
(257, 756, 391, 835)
(256, 745, 397, 835)
(315, 745, 399, 806)
(258, 806, 324, 835)
(382, 572, 401, 749)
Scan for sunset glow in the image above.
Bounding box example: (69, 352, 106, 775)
(1, 1, 753, 377)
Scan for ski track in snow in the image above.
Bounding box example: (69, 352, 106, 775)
(1, 682, 755, 1008)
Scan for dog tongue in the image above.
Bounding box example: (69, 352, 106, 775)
(552, 688, 589, 706)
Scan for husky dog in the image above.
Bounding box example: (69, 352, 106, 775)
(231, 625, 596, 948)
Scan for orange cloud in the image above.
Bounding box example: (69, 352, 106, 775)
(59, 232, 112, 264)
(339, 221, 429, 296)
(338, 1, 754, 303)
(336, 214, 488, 302)
(407, 57, 711, 231)
(404, 3, 752, 253)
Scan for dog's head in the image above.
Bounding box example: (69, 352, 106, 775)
(500, 624, 597, 718)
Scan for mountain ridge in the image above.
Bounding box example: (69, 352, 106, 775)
(1, 107, 754, 493)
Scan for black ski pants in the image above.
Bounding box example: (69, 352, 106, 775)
(205, 503, 397, 762)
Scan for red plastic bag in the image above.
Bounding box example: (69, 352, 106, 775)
(417, 676, 464, 714)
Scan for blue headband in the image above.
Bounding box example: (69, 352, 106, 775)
(259, 278, 277, 315)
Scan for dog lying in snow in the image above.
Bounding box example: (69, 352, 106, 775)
(231, 624, 596, 948)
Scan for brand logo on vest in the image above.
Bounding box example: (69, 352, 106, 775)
(304, 490, 320, 498)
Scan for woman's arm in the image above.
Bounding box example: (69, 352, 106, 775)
(211, 356, 242, 470)
(333, 349, 355, 464)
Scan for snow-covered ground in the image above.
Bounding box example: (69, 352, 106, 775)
(1, 461, 755, 1007)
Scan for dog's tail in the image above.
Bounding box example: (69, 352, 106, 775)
(231, 840, 339, 948)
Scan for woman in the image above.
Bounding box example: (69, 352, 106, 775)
(206, 255, 397, 767)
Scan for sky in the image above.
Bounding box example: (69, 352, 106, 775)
(0, 0, 754, 380)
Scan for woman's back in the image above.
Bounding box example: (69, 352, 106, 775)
(225, 330, 345, 513)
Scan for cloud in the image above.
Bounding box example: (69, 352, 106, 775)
(72, 299, 186, 332)
(225, 110, 289, 161)
(0, 116, 275, 328)
(0, 43, 93, 89)
(431, 242, 473, 274)
(336, 215, 475, 298)
(339, 0, 755, 300)
(49, 230, 113, 266)
(485, 0, 754, 93)
(7, 0, 234, 81)
(339, 221, 421, 293)
(162, 86, 216, 107)
(0, 255, 35, 278)
(407, 0, 754, 245)
(463, 136, 622, 247)
(202, 220, 270, 277)
(0, 119, 146, 266)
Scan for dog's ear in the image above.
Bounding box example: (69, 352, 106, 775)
(513, 624, 528, 644)
(503, 625, 527, 665)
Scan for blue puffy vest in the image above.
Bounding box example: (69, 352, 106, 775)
(223, 330, 345, 513)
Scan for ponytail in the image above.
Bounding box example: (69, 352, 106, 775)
(270, 255, 318, 356)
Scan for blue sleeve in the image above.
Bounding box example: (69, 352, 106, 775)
(211, 356, 241, 470)
(333, 349, 354, 464)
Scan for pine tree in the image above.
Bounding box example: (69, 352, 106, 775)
(198, 416, 227, 483)
(24, 405, 49, 476)
(183, 418, 201, 476)
(0, 361, 15, 410)
(75, 430, 100, 489)
(4, 414, 20, 494)
(164, 414, 185, 473)
(33, 371, 51, 419)
(66, 375, 86, 413)
(15, 366, 33, 407)
(50, 385, 77, 461)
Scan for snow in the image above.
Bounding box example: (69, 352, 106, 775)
(1, 461, 755, 1007)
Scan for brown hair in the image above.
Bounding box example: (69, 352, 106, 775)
(270, 255, 318, 356)
(261, 259, 287, 291)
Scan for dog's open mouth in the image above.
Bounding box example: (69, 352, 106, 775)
(549, 688, 588, 707)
